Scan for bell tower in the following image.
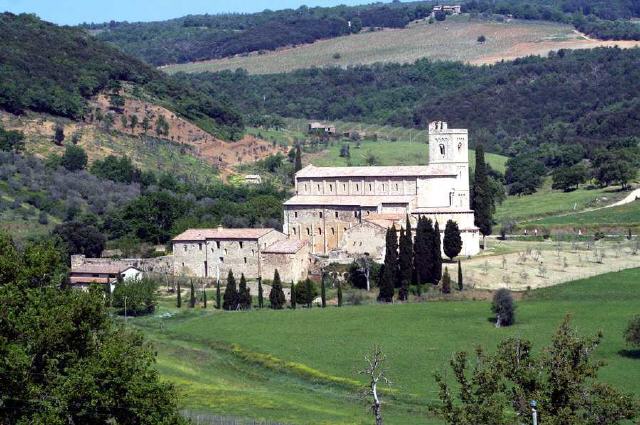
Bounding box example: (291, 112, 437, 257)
(428, 121, 470, 210)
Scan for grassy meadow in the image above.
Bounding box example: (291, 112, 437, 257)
(163, 17, 580, 74)
(532, 199, 640, 228)
(132, 268, 640, 424)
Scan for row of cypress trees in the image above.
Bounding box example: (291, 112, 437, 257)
(378, 216, 464, 302)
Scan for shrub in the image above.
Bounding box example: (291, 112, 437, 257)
(112, 277, 157, 316)
(491, 288, 515, 327)
(624, 316, 640, 348)
(477, 35, 486, 43)
(61, 145, 87, 171)
(295, 278, 318, 307)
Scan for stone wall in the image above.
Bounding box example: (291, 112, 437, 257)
(340, 221, 387, 260)
(260, 243, 310, 283)
(296, 176, 418, 197)
(71, 255, 173, 274)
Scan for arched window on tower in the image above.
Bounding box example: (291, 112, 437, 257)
(439, 144, 445, 156)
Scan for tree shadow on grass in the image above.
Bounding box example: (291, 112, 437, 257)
(618, 349, 640, 359)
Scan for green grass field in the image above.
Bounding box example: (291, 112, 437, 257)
(163, 17, 580, 75)
(131, 268, 640, 424)
(532, 199, 640, 228)
(310, 139, 508, 173)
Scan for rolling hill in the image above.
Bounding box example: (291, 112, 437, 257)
(164, 17, 640, 75)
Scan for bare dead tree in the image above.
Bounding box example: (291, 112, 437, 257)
(358, 345, 391, 425)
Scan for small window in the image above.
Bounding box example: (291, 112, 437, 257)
(395, 183, 399, 190)
(224, 248, 228, 255)
(319, 211, 323, 218)
(244, 257, 247, 264)
(219, 257, 224, 263)
(439, 144, 445, 155)
(216, 241, 220, 249)
(183, 245, 187, 252)
(356, 184, 359, 191)
(293, 228, 297, 235)
(317, 184, 321, 191)
(354, 211, 358, 217)
(329, 184, 333, 192)
(294, 211, 298, 218)
(306, 228, 310, 236)
(304, 184, 308, 192)
(318, 228, 322, 235)
(239, 241, 243, 249)
(252, 249, 255, 256)
(335, 211, 339, 218)
(199, 243, 202, 250)
(369, 184, 372, 191)
(344, 227, 347, 232)
(331, 227, 335, 235)
(343, 183, 346, 191)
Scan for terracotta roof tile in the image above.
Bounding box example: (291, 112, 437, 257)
(71, 263, 134, 275)
(262, 239, 308, 254)
(172, 228, 276, 242)
(283, 195, 414, 207)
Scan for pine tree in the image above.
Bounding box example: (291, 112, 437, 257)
(472, 144, 493, 246)
(189, 280, 196, 308)
(294, 144, 303, 172)
(457, 260, 463, 291)
(378, 227, 398, 302)
(176, 280, 182, 308)
(432, 221, 443, 284)
(203, 286, 207, 308)
(238, 273, 251, 310)
(222, 270, 238, 311)
(320, 273, 327, 308)
(269, 269, 286, 309)
(290, 281, 297, 309)
(443, 219, 463, 260)
(215, 279, 221, 309)
(257, 277, 264, 308)
(337, 282, 343, 307)
(399, 216, 414, 287)
(442, 267, 451, 294)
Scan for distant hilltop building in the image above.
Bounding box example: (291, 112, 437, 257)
(308, 122, 336, 135)
(283, 121, 480, 259)
(431, 4, 462, 16)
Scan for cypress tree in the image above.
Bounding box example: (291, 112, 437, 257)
(203, 286, 207, 309)
(269, 269, 286, 309)
(294, 144, 303, 172)
(442, 267, 451, 294)
(457, 260, 463, 291)
(472, 144, 493, 246)
(215, 279, 221, 309)
(222, 270, 238, 311)
(257, 277, 264, 308)
(399, 216, 414, 287)
(378, 227, 398, 302)
(238, 273, 251, 310)
(189, 280, 196, 308)
(320, 273, 327, 308)
(176, 280, 182, 308)
(290, 281, 297, 309)
(432, 221, 442, 284)
(337, 282, 343, 307)
(443, 219, 463, 260)
(415, 217, 435, 284)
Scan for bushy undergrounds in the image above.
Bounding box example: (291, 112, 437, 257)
(130, 268, 640, 424)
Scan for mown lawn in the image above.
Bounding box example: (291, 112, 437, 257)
(133, 268, 640, 424)
(531, 200, 640, 228)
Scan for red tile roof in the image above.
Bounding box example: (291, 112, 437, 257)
(172, 228, 276, 242)
(262, 239, 307, 254)
(283, 195, 413, 207)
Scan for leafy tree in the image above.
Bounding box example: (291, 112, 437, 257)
(624, 315, 640, 348)
(492, 288, 515, 327)
(54, 124, 65, 145)
(505, 153, 546, 195)
(398, 216, 413, 287)
(269, 269, 286, 309)
(441, 267, 451, 294)
(215, 278, 221, 309)
(238, 273, 251, 309)
(432, 221, 442, 284)
(290, 281, 297, 309)
(112, 277, 157, 316)
(90, 155, 139, 183)
(378, 226, 398, 302)
(222, 270, 238, 310)
(176, 279, 182, 308)
(594, 155, 636, 189)
(257, 277, 264, 308)
(350, 16, 363, 33)
(189, 280, 196, 308)
(457, 259, 463, 291)
(141, 116, 151, 133)
(295, 278, 318, 307)
(109, 93, 125, 112)
(120, 191, 189, 244)
(294, 144, 303, 172)
(472, 144, 493, 244)
(0, 232, 187, 425)
(52, 221, 106, 258)
(552, 163, 588, 191)
(61, 144, 88, 171)
(155, 115, 170, 136)
(443, 219, 463, 260)
(477, 34, 486, 43)
(434, 10, 447, 21)
(0, 125, 24, 152)
(433, 316, 639, 425)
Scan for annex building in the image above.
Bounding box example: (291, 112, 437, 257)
(282, 121, 480, 258)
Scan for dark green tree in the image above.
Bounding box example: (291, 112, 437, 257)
(61, 144, 88, 171)
(238, 273, 251, 309)
(141, 116, 151, 133)
(54, 124, 65, 145)
(441, 267, 451, 294)
(624, 315, 640, 348)
(294, 144, 303, 172)
(176, 280, 181, 308)
(337, 282, 343, 307)
(112, 277, 158, 316)
(457, 260, 463, 291)
(222, 270, 238, 311)
(52, 221, 106, 258)
(320, 272, 327, 308)
(0, 125, 24, 152)
(378, 226, 398, 302)
(215, 278, 221, 309)
(202, 286, 207, 308)
(432, 221, 442, 284)
(269, 269, 286, 309)
(295, 278, 318, 307)
(443, 219, 463, 261)
(472, 144, 493, 246)
(257, 277, 264, 308)
(189, 280, 196, 308)
(290, 281, 297, 309)
(398, 216, 414, 286)
(492, 288, 515, 327)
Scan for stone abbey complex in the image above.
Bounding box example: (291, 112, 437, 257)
(167, 122, 480, 282)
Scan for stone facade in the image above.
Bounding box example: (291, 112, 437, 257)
(260, 239, 310, 283)
(283, 122, 480, 257)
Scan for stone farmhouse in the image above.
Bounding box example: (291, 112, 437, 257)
(283, 121, 480, 258)
(431, 4, 462, 16)
(172, 227, 309, 283)
(69, 258, 143, 293)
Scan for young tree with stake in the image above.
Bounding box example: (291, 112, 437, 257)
(358, 345, 391, 425)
